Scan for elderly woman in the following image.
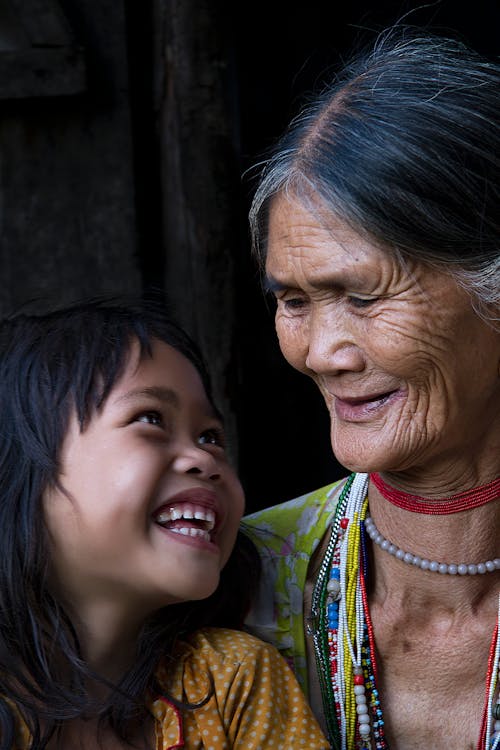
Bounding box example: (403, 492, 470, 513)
(243, 27, 500, 750)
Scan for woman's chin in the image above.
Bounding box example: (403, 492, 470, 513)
(330, 430, 406, 475)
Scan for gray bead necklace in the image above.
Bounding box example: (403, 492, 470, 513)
(364, 514, 500, 575)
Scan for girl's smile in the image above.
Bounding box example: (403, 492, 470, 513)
(43, 338, 245, 627)
(154, 487, 222, 548)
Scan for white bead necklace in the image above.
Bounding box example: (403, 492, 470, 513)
(365, 514, 500, 575)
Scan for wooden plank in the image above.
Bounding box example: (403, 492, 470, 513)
(0, 47, 85, 98)
(156, 0, 241, 465)
(0, 0, 140, 316)
(7, 0, 74, 46)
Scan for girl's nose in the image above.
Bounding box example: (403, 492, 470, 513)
(172, 443, 221, 480)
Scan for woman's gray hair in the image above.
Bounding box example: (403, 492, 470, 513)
(248, 27, 500, 323)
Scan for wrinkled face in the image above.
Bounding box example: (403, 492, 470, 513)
(44, 339, 245, 621)
(266, 194, 500, 478)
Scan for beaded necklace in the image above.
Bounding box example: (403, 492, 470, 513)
(370, 472, 500, 514)
(365, 514, 500, 575)
(309, 472, 500, 750)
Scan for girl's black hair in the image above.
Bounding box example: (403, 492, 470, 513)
(0, 296, 260, 748)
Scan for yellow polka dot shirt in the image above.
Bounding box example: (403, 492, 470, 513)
(152, 627, 329, 749)
(11, 627, 329, 749)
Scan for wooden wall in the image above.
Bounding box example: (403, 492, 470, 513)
(0, 0, 497, 511)
(0, 0, 141, 310)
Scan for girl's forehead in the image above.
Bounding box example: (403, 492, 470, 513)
(107, 339, 210, 408)
(73, 338, 216, 435)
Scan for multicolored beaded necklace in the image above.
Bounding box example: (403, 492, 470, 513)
(308, 472, 500, 750)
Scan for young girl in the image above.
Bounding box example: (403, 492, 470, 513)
(0, 298, 328, 750)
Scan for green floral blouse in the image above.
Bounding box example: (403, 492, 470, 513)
(243, 477, 346, 698)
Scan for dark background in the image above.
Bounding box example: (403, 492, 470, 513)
(1, 1, 498, 512)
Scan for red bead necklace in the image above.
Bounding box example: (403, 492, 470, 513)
(315, 474, 500, 749)
(370, 472, 500, 515)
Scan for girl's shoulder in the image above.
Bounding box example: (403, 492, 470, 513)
(156, 627, 301, 691)
(1, 697, 30, 750)
(154, 626, 305, 705)
(176, 626, 285, 664)
(153, 627, 330, 750)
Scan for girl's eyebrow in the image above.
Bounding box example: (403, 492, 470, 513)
(113, 386, 180, 408)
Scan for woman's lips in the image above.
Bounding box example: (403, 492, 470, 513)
(334, 389, 402, 421)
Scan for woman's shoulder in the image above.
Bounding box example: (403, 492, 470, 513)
(242, 477, 348, 550)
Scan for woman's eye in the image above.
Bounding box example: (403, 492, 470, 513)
(278, 295, 308, 312)
(348, 295, 379, 309)
(284, 297, 306, 308)
(136, 411, 163, 426)
(198, 427, 226, 449)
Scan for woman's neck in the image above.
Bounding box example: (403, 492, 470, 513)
(375, 450, 500, 499)
(367, 482, 500, 610)
(370, 471, 500, 514)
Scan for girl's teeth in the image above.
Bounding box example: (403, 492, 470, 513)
(170, 527, 210, 541)
(170, 508, 185, 520)
(156, 507, 216, 528)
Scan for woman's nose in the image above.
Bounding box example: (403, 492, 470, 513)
(172, 443, 221, 480)
(305, 306, 364, 376)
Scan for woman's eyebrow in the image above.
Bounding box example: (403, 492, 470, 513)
(264, 274, 285, 293)
(265, 269, 377, 294)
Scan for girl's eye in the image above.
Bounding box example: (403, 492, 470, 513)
(198, 427, 226, 449)
(136, 411, 163, 426)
